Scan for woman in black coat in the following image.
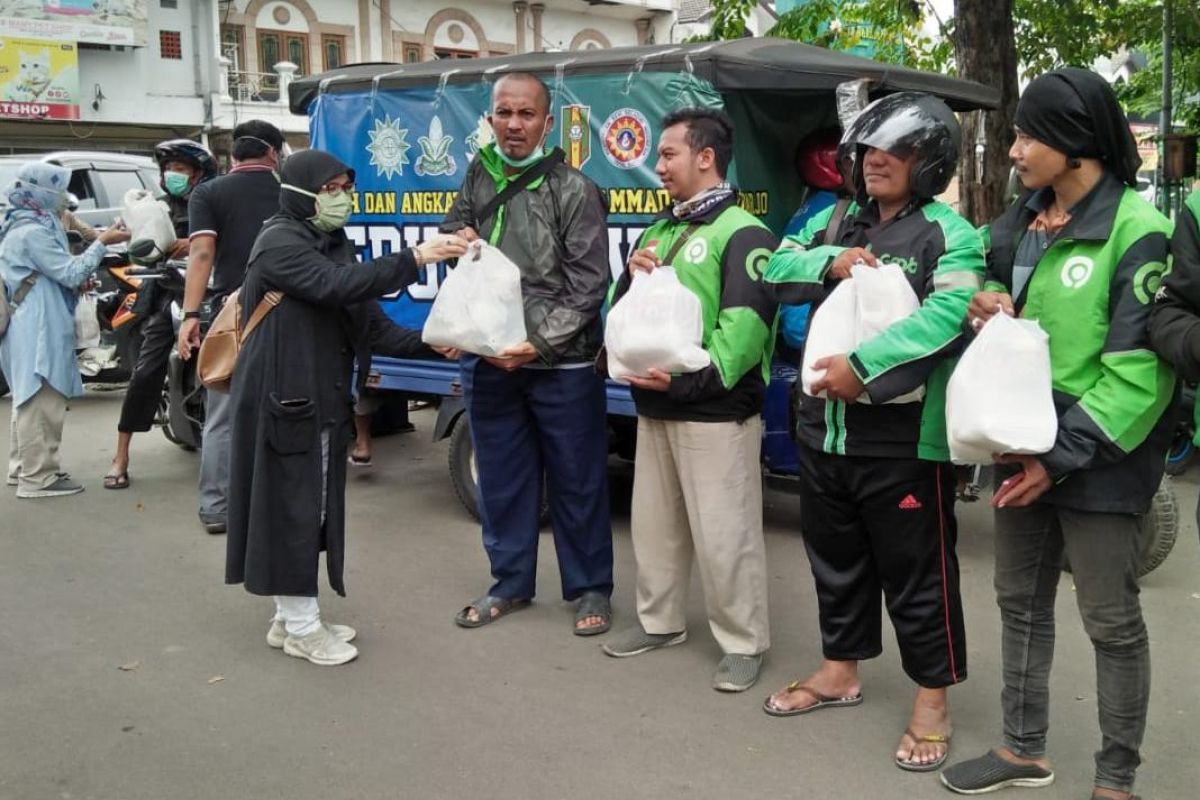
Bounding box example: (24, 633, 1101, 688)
(225, 149, 466, 666)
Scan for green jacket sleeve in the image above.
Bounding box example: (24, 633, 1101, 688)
(763, 204, 845, 305)
(848, 208, 985, 402)
(1040, 231, 1176, 478)
(668, 225, 779, 403)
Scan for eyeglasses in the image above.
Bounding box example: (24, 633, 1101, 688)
(320, 181, 355, 194)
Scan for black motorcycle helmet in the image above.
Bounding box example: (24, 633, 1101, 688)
(153, 138, 218, 192)
(838, 92, 961, 202)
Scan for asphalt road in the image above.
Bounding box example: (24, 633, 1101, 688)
(1, 389, 1198, 800)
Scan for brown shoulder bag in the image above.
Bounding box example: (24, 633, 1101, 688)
(196, 289, 283, 393)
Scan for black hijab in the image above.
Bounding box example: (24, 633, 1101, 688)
(1014, 67, 1141, 187)
(279, 149, 355, 220)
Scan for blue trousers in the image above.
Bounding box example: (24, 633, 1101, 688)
(461, 357, 613, 601)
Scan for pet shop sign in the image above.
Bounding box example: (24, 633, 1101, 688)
(0, 36, 79, 119)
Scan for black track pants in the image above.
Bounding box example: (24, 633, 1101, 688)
(797, 444, 967, 688)
(117, 303, 174, 434)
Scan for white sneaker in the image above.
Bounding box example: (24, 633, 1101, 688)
(282, 625, 359, 666)
(267, 620, 356, 649)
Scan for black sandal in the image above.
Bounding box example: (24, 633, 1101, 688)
(573, 591, 611, 636)
(454, 595, 531, 628)
(103, 472, 130, 490)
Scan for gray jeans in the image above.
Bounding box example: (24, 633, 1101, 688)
(198, 388, 231, 522)
(994, 503, 1149, 793)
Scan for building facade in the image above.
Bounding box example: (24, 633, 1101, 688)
(0, 0, 675, 156)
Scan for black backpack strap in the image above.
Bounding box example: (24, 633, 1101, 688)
(822, 196, 853, 246)
(474, 147, 566, 229)
(662, 222, 704, 265)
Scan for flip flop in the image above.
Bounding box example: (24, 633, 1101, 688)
(454, 595, 532, 628)
(348, 453, 373, 467)
(103, 472, 130, 490)
(762, 682, 864, 717)
(573, 591, 611, 636)
(895, 726, 952, 772)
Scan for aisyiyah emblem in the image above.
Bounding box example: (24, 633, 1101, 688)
(366, 114, 412, 180)
(415, 116, 457, 177)
(560, 104, 592, 169)
(602, 108, 650, 170)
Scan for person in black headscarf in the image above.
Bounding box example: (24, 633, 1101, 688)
(942, 69, 1174, 800)
(224, 149, 467, 667)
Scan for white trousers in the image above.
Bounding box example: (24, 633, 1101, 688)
(273, 596, 321, 637)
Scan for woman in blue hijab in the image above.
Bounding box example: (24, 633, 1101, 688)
(1, 162, 129, 498)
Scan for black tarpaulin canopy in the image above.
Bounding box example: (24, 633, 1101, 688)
(288, 37, 1000, 116)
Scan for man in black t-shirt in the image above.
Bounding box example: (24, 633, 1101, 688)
(178, 119, 284, 534)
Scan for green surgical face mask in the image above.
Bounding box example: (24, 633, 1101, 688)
(494, 118, 550, 170)
(164, 170, 191, 197)
(283, 183, 353, 232)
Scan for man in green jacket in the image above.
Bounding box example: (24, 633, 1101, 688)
(600, 108, 778, 692)
(943, 68, 1174, 800)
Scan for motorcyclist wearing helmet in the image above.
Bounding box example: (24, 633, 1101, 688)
(154, 138, 218, 252)
(103, 140, 216, 490)
(761, 93, 985, 771)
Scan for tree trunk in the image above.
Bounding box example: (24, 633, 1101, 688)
(953, 0, 1020, 225)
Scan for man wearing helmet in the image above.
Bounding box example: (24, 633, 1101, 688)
(103, 139, 216, 491)
(762, 93, 985, 771)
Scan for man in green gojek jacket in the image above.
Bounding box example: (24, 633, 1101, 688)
(600, 108, 778, 694)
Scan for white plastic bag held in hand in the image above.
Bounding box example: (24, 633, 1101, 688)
(74, 293, 101, 349)
(802, 262, 922, 402)
(422, 241, 528, 357)
(945, 313, 1057, 464)
(121, 189, 176, 258)
(605, 266, 711, 383)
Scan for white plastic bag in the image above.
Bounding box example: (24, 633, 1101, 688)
(605, 266, 711, 383)
(422, 241, 527, 357)
(121, 188, 176, 258)
(945, 313, 1057, 464)
(802, 262, 923, 402)
(74, 293, 101, 349)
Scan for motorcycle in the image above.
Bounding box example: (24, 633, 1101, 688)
(1164, 382, 1196, 476)
(124, 239, 209, 451)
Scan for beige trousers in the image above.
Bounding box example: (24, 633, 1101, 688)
(631, 415, 770, 655)
(8, 383, 68, 491)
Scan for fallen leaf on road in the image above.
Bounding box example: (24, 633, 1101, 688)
(118, 661, 141, 672)
(207, 675, 224, 684)
(136, 503, 144, 512)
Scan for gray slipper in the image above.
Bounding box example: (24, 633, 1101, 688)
(454, 595, 531, 629)
(573, 591, 611, 636)
(940, 750, 1055, 795)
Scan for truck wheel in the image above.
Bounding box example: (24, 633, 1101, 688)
(1062, 478, 1178, 579)
(449, 420, 481, 521)
(447, 417, 549, 524)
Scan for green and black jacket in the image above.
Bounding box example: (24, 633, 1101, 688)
(1149, 192, 1200, 392)
(765, 198, 985, 462)
(987, 174, 1175, 514)
(609, 195, 779, 422)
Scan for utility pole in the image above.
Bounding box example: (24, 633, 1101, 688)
(1158, 0, 1173, 214)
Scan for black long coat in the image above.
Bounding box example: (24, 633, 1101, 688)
(225, 216, 429, 597)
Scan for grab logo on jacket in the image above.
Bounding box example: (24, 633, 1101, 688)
(1061, 256, 1095, 289)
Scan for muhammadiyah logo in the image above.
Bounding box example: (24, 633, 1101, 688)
(366, 115, 411, 180)
(560, 104, 591, 169)
(415, 116, 457, 177)
(1060, 256, 1095, 289)
(602, 108, 650, 170)
(1134, 260, 1167, 305)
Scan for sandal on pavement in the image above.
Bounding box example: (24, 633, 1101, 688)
(573, 591, 611, 636)
(895, 726, 952, 772)
(454, 595, 531, 629)
(762, 681, 863, 717)
(940, 750, 1055, 795)
(348, 453, 373, 467)
(103, 472, 130, 490)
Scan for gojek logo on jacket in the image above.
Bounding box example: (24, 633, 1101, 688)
(1061, 256, 1095, 289)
